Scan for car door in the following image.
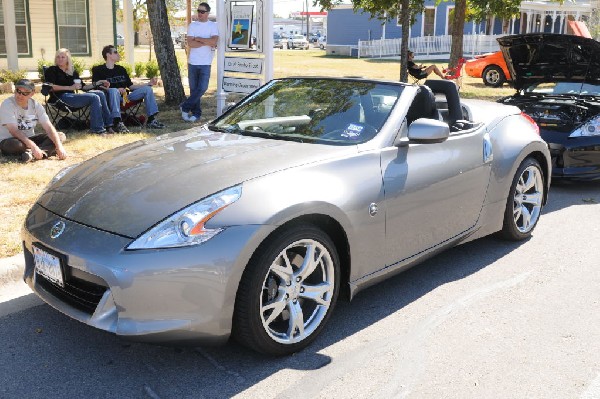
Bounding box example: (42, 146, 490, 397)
(381, 126, 492, 267)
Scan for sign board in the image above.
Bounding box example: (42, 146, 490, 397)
(224, 57, 263, 74)
(222, 77, 262, 93)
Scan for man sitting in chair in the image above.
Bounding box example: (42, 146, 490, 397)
(407, 50, 445, 80)
(91, 45, 165, 130)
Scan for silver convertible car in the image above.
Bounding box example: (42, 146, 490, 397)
(22, 78, 551, 355)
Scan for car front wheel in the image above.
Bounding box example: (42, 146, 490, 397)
(233, 224, 340, 355)
(483, 65, 506, 87)
(499, 157, 544, 240)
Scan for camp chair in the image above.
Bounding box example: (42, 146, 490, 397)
(443, 58, 467, 88)
(120, 94, 145, 128)
(41, 66, 90, 130)
(408, 68, 428, 84)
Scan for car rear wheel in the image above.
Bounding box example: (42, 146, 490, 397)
(233, 224, 340, 355)
(499, 157, 544, 241)
(482, 65, 506, 87)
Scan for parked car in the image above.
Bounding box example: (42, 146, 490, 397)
(497, 33, 600, 181)
(464, 50, 510, 87)
(273, 34, 286, 49)
(287, 34, 309, 50)
(318, 36, 327, 50)
(116, 34, 124, 46)
(22, 77, 550, 356)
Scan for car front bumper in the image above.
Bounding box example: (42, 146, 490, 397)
(543, 129, 600, 180)
(22, 203, 265, 345)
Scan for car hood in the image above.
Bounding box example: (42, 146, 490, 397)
(38, 129, 355, 238)
(497, 33, 600, 91)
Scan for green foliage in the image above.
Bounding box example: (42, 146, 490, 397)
(466, 0, 522, 22)
(72, 57, 87, 76)
(117, 45, 125, 59)
(90, 60, 105, 70)
(0, 69, 27, 83)
(37, 59, 52, 79)
(145, 60, 160, 79)
(134, 61, 146, 78)
(118, 61, 133, 77)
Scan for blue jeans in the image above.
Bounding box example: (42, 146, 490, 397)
(128, 86, 159, 117)
(180, 64, 211, 118)
(103, 88, 124, 120)
(104, 86, 160, 119)
(58, 91, 113, 132)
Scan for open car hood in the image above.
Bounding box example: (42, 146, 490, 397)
(497, 34, 600, 91)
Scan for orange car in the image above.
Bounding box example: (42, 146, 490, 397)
(464, 51, 511, 87)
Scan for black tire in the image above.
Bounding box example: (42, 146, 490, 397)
(233, 224, 340, 355)
(482, 65, 506, 87)
(498, 157, 545, 241)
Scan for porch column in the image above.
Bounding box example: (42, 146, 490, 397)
(123, 0, 135, 65)
(2, 0, 18, 70)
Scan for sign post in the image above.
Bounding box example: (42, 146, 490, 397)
(216, 0, 273, 116)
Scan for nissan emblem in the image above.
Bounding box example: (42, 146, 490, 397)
(50, 221, 66, 239)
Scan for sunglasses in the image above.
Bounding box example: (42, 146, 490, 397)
(16, 89, 33, 96)
(197, 9, 208, 14)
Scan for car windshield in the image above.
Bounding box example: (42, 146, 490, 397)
(210, 78, 403, 145)
(523, 81, 600, 96)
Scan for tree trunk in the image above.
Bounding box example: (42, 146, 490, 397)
(146, 0, 186, 105)
(449, 0, 467, 68)
(399, 0, 410, 82)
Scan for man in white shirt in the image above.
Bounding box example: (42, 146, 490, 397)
(180, 2, 219, 122)
(0, 79, 67, 163)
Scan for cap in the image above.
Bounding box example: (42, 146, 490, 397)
(15, 79, 35, 91)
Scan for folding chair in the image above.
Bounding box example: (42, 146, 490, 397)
(120, 95, 146, 128)
(442, 58, 467, 89)
(42, 66, 90, 131)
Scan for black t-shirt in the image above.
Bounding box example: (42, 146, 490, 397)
(407, 60, 427, 78)
(91, 64, 133, 90)
(44, 65, 80, 95)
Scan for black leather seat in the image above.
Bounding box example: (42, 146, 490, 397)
(405, 85, 438, 125)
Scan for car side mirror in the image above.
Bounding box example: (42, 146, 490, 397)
(403, 118, 450, 145)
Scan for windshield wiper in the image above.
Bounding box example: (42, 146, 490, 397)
(208, 124, 242, 134)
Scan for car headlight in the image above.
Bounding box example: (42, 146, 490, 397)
(570, 116, 600, 137)
(127, 185, 242, 250)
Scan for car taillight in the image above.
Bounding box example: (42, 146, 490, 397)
(521, 112, 540, 136)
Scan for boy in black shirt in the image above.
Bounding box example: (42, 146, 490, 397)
(91, 45, 165, 129)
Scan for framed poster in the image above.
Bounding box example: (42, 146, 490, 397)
(229, 5, 254, 49)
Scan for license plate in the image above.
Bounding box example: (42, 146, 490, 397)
(33, 245, 64, 287)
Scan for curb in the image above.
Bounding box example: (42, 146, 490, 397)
(0, 254, 25, 286)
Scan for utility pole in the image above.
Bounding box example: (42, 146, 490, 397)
(305, 0, 310, 37)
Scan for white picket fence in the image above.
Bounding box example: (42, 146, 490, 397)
(358, 34, 505, 59)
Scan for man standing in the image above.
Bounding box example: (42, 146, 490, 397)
(0, 79, 67, 162)
(180, 2, 219, 122)
(92, 45, 165, 130)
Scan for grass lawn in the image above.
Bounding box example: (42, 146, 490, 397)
(0, 48, 515, 258)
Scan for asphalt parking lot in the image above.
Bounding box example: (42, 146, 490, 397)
(0, 181, 599, 398)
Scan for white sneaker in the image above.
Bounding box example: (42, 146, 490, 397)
(180, 107, 190, 122)
(188, 115, 198, 123)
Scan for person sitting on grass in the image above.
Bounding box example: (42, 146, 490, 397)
(407, 50, 445, 80)
(0, 79, 67, 163)
(91, 45, 165, 130)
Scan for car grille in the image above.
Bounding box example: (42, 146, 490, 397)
(24, 246, 108, 315)
(37, 273, 108, 315)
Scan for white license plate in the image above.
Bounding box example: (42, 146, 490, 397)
(33, 245, 64, 287)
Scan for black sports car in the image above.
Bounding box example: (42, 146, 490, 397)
(498, 33, 600, 181)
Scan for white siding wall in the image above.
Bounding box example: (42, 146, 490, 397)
(1, 0, 114, 71)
